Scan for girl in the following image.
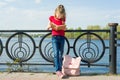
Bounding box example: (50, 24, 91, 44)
(47, 4, 66, 78)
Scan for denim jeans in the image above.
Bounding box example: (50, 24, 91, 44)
(52, 36, 65, 71)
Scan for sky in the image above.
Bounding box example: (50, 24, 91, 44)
(0, 0, 120, 30)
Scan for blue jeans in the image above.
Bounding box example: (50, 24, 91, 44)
(52, 36, 65, 71)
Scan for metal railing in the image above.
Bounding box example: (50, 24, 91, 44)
(0, 23, 119, 74)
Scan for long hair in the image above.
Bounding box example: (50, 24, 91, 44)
(54, 4, 66, 20)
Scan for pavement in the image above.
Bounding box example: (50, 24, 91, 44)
(0, 72, 120, 80)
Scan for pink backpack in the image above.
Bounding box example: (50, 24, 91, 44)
(62, 55, 81, 76)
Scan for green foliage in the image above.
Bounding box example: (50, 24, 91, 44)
(65, 27, 82, 38)
(117, 25, 120, 39)
(6, 58, 24, 72)
(65, 25, 120, 39)
(74, 27, 82, 38)
(65, 28, 74, 38)
(87, 25, 101, 30)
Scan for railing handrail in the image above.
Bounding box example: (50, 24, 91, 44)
(0, 23, 119, 74)
(0, 29, 110, 33)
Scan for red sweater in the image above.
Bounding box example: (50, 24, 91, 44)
(49, 16, 65, 36)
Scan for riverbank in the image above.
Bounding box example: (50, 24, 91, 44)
(0, 72, 120, 80)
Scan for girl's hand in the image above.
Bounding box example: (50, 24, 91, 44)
(49, 22, 67, 31)
(47, 22, 52, 30)
(50, 23, 58, 31)
(47, 27, 51, 30)
(57, 24, 67, 30)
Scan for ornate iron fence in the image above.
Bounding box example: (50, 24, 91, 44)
(0, 23, 119, 74)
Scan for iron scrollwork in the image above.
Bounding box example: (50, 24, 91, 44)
(6, 32, 36, 62)
(73, 32, 105, 63)
(0, 39, 3, 56)
(39, 33, 70, 62)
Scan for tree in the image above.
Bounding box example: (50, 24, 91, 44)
(74, 27, 82, 38)
(65, 28, 74, 38)
(87, 25, 102, 39)
(117, 25, 120, 39)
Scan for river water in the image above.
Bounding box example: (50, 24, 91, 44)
(0, 38, 120, 74)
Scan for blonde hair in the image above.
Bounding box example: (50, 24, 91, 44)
(54, 4, 66, 20)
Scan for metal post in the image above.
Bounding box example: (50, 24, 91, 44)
(108, 23, 118, 74)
